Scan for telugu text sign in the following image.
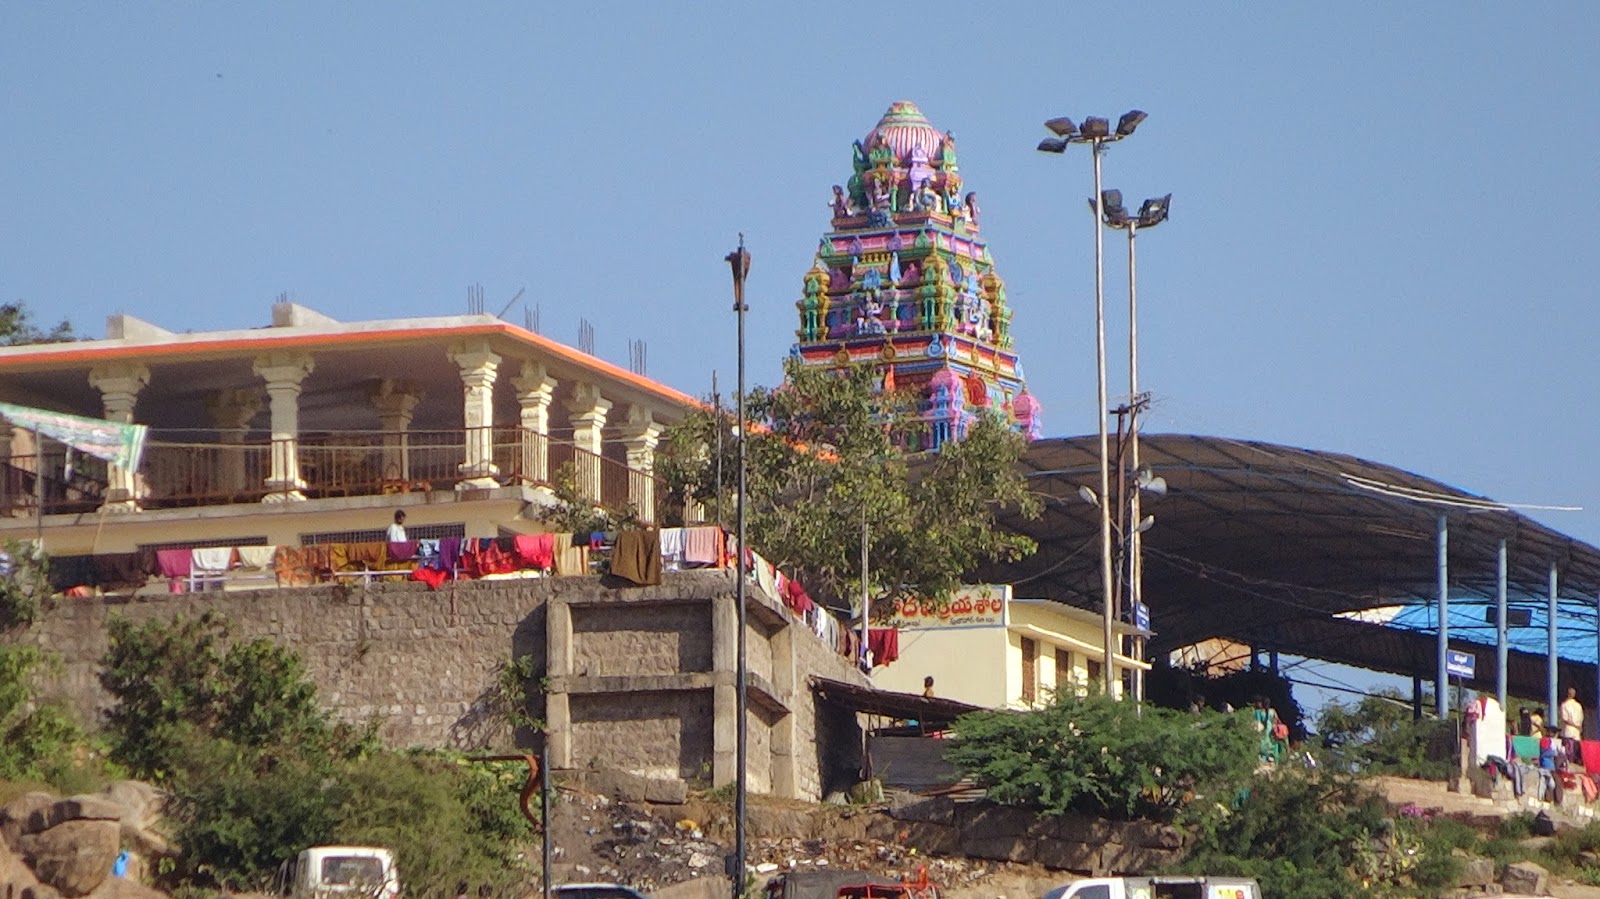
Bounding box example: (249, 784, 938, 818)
(885, 585, 1010, 628)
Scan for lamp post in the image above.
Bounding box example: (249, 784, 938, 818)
(1038, 110, 1146, 698)
(724, 236, 751, 899)
(1098, 190, 1170, 702)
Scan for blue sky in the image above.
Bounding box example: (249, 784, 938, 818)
(4, 4, 1597, 564)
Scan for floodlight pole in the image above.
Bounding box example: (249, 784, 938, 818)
(1548, 562, 1559, 729)
(1090, 141, 1116, 698)
(1496, 539, 1508, 712)
(725, 236, 751, 899)
(1436, 513, 1448, 718)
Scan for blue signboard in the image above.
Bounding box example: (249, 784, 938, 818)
(1134, 602, 1151, 632)
(1446, 650, 1475, 679)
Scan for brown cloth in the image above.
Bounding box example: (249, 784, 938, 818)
(610, 528, 662, 586)
(344, 542, 387, 571)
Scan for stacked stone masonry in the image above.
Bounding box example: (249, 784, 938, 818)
(14, 570, 867, 802)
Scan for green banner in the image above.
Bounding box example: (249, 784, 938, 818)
(0, 402, 148, 471)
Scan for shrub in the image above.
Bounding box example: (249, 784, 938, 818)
(1316, 692, 1455, 780)
(946, 693, 1258, 820)
(0, 644, 95, 787)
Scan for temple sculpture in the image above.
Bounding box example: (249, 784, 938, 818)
(791, 101, 1041, 449)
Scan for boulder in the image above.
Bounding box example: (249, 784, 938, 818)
(1098, 843, 1184, 877)
(15, 819, 120, 898)
(1118, 821, 1185, 850)
(1500, 860, 1549, 896)
(0, 793, 58, 849)
(1, 838, 53, 899)
(1453, 853, 1495, 888)
(887, 792, 955, 825)
(83, 876, 168, 899)
(96, 783, 165, 833)
(1031, 838, 1101, 874)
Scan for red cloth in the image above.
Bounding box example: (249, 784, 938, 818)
(410, 566, 451, 590)
(462, 540, 518, 578)
(1581, 740, 1600, 773)
(514, 533, 555, 570)
(782, 577, 814, 615)
(867, 627, 900, 667)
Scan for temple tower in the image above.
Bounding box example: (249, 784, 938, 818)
(791, 101, 1041, 449)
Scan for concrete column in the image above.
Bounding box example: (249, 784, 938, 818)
(511, 361, 558, 487)
(770, 622, 799, 799)
(205, 387, 263, 494)
(620, 405, 662, 519)
(252, 352, 316, 501)
(447, 340, 501, 489)
(545, 598, 574, 768)
(711, 588, 739, 788)
(565, 383, 611, 502)
(87, 362, 151, 511)
(370, 379, 424, 483)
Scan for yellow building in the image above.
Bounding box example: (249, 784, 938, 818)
(0, 301, 697, 556)
(871, 585, 1149, 709)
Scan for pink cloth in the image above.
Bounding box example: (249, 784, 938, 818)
(684, 526, 723, 565)
(155, 549, 192, 578)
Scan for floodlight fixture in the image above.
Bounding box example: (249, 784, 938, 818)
(1099, 189, 1129, 226)
(1133, 514, 1156, 534)
(1078, 485, 1099, 507)
(1037, 138, 1069, 154)
(1044, 116, 1078, 137)
(1137, 194, 1172, 228)
(1116, 110, 1148, 137)
(1136, 469, 1168, 497)
(1079, 117, 1111, 139)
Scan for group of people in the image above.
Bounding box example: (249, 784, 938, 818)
(1518, 687, 1586, 758)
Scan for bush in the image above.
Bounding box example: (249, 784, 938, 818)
(0, 540, 51, 629)
(0, 643, 112, 790)
(1316, 692, 1455, 780)
(946, 694, 1258, 820)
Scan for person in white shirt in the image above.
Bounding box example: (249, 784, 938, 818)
(1560, 687, 1585, 757)
(387, 510, 408, 542)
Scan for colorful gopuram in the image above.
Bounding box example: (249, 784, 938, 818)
(791, 101, 1041, 449)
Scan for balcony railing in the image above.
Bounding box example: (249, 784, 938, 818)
(0, 428, 672, 522)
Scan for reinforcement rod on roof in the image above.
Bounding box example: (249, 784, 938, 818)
(1549, 563, 1560, 724)
(1436, 514, 1449, 718)
(1497, 540, 1509, 711)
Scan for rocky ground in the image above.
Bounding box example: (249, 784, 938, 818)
(1, 781, 170, 899)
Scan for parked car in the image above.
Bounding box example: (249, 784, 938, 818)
(1041, 876, 1261, 899)
(275, 846, 400, 899)
(764, 870, 903, 899)
(553, 883, 653, 899)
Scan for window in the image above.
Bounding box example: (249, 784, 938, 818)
(1055, 648, 1073, 695)
(1020, 637, 1037, 703)
(1088, 658, 1103, 689)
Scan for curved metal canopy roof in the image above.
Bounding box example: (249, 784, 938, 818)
(976, 434, 1600, 698)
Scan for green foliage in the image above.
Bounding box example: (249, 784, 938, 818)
(533, 462, 638, 534)
(1316, 691, 1455, 779)
(491, 654, 544, 740)
(658, 358, 1039, 612)
(0, 302, 73, 346)
(99, 612, 531, 898)
(0, 644, 93, 786)
(945, 693, 1258, 820)
(1176, 769, 1483, 899)
(0, 541, 52, 629)
(100, 610, 338, 778)
(332, 752, 533, 899)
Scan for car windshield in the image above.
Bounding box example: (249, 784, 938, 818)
(555, 887, 648, 899)
(320, 857, 385, 886)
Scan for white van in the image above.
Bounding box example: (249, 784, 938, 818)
(276, 846, 400, 899)
(1042, 876, 1261, 899)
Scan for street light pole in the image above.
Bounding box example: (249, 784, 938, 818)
(724, 236, 751, 899)
(1038, 111, 1147, 699)
(1099, 191, 1170, 704)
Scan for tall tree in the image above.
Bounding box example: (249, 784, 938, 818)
(658, 359, 1040, 616)
(0, 302, 74, 346)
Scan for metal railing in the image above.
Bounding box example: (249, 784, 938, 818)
(2, 429, 672, 521)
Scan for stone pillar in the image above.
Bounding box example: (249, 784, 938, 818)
(565, 383, 611, 502)
(252, 352, 315, 501)
(448, 340, 501, 490)
(545, 598, 574, 769)
(620, 405, 662, 520)
(87, 363, 151, 512)
(205, 387, 263, 495)
(711, 588, 739, 788)
(770, 623, 799, 799)
(370, 379, 424, 484)
(511, 361, 558, 487)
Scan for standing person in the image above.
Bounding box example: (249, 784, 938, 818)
(1252, 697, 1286, 765)
(1529, 707, 1546, 738)
(1561, 687, 1585, 757)
(387, 510, 407, 542)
